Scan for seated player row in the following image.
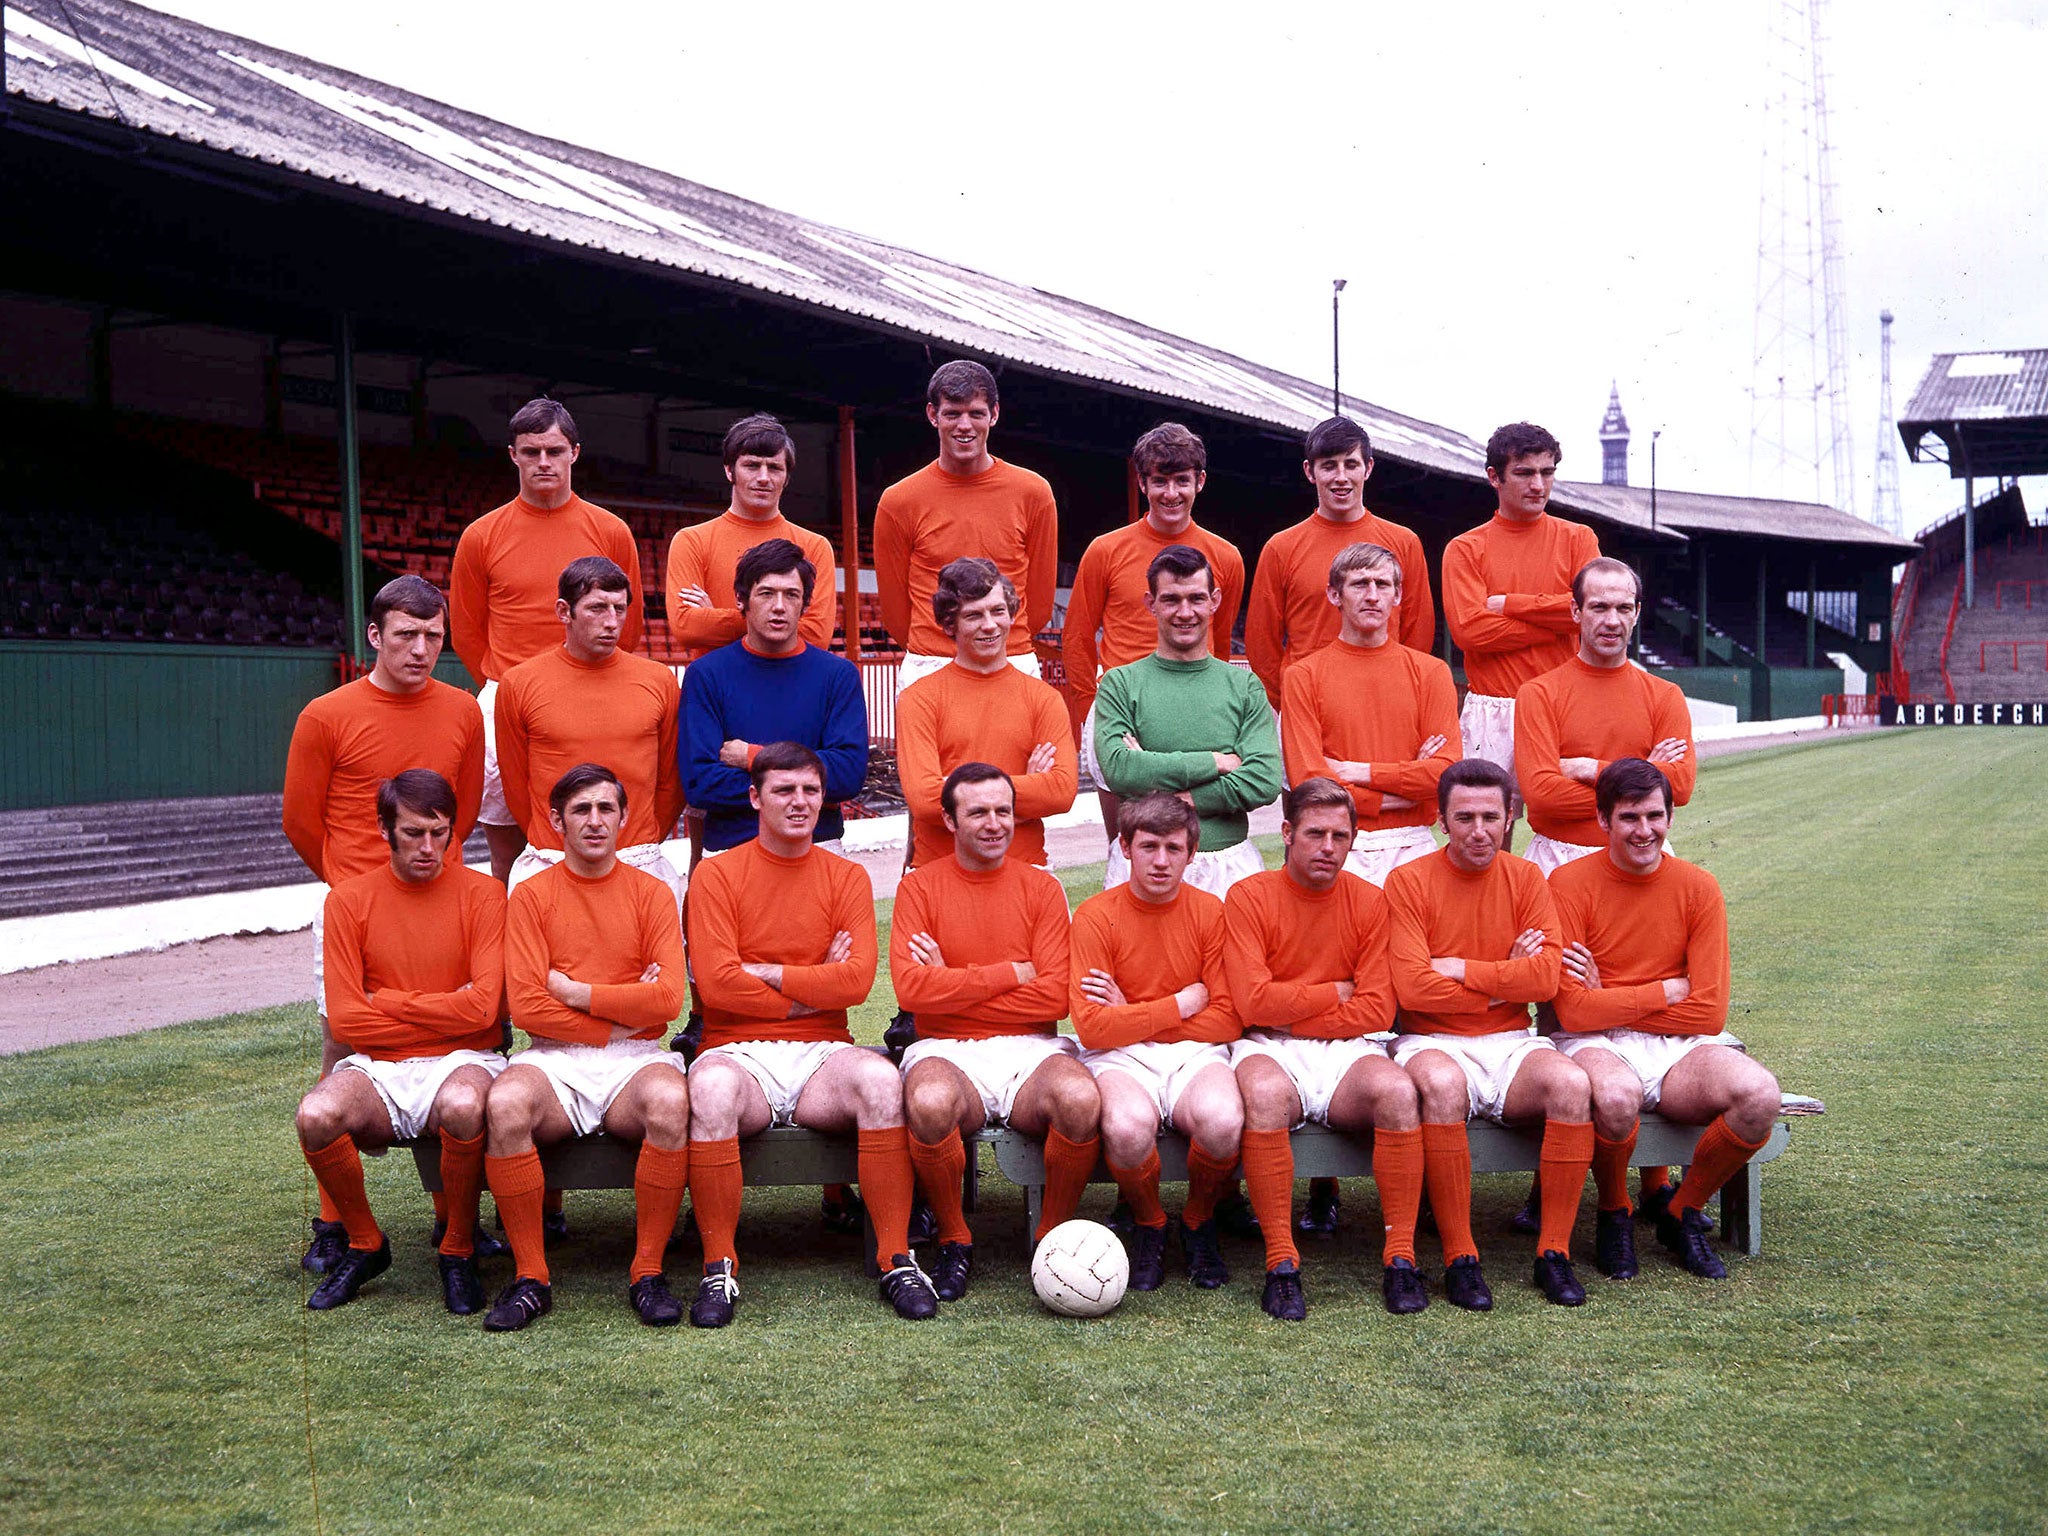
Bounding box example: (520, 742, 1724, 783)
(296, 745, 1776, 1329)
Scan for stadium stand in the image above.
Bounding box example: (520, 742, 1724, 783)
(1, 404, 350, 649)
(108, 414, 897, 664)
(1890, 489, 2044, 704)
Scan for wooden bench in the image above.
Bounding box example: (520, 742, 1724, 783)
(399, 1115, 1796, 1269)
(989, 1114, 1795, 1258)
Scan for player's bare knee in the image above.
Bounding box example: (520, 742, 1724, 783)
(684, 1062, 745, 1140)
(295, 1090, 348, 1149)
(1543, 1059, 1592, 1122)
(1047, 1067, 1101, 1140)
(1410, 1059, 1468, 1123)
(1098, 1100, 1156, 1165)
(1184, 1097, 1244, 1156)
(434, 1082, 488, 1141)
(1729, 1066, 1780, 1141)
(1368, 1067, 1420, 1131)
(1236, 1062, 1294, 1130)
(484, 1075, 545, 1150)
(847, 1058, 905, 1128)
(902, 1072, 961, 1142)
(1590, 1078, 1640, 1139)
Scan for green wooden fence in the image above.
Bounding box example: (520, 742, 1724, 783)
(2, 642, 474, 811)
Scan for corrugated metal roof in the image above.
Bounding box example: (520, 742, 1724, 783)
(4, 0, 1492, 476)
(1901, 350, 2048, 424)
(1556, 481, 1918, 553)
(2, 0, 1905, 556)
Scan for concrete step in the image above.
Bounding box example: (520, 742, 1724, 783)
(0, 791, 488, 919)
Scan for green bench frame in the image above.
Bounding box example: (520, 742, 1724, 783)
(402, 1114, 1791, 1268)
(992, 1115, 1791, 1256)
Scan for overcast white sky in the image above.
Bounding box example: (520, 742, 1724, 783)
(143, 0, 2048, 532)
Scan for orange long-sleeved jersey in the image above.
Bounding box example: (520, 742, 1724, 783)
(872, 459, 1057, 657)
(1068, 883, 1237, 1051)
(1550, 851, 1730, 1038)
(895, 663, 1077, 869)
(687, 839, 878, 1048)
(1441, 514, 1602, 698)
(663, 511, 838, 661)
(1221, 868, 1396, 1040)
(1062, 519, 1245, 736)
(506, 860, 685, 1047)
(1384, 848, 1560, 1037)
(493, 645, 683, 850)
(449, 494, 643, 684)
(282, 677, 483, 886)
(1280, 638, 1460, 831)
(1244, 508, 1433, 703)
(889, 856, 1070, 1041)
(1514, 657, 1697, 846)
(322, 862, 506, 1061)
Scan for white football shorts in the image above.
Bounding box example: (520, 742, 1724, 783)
(900, 1033, 1079, 1125)
(336, 1048, 506, 1140)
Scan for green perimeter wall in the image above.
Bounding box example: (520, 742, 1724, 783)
(2, 642, 476, 811)
(1649, 665, 1844, 723)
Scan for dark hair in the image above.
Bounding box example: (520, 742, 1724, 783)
(927, 360, 999, 412)
(1117, 790, 1201, 850)
(559, 555, 631, 609)
(369, 574, 446, 630)
(1595, 758, 1673, 819)
(734, 537, 816, 607)
(1283, 775, 1357, 828)
(1485, 422, 1562, 474)
(1145, 543, 1213, 595)
(376, 768, 457, 835)
(508, 397, 579, 446)
(1132, 422, 1207, 479)
(1327, 541, 1400, 592)
(722, 412, 796, 470)
(932, 556, 1016, 634)
(750, 740, 825, 791)
(940, 761, 1013, 820)
(1304, 416, 1370, 463)
(1571, 556, 1642, 606)
(548, 762, 625, 816)
(1436, 757, 1514, 820)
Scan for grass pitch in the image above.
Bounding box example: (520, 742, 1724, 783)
(0, 728, 2043, 1534)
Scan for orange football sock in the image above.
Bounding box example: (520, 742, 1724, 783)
(485, 1149, 549, 1285)
(1537, 1119, 1594, 1258)
(430, 1189, 449, 1223)
(1109, 1149, 1167, 1230)
(1593, 1126, 1640, 1213)
(304, 1134, 381, 1251)
(858, 1127, 917, 1268)
(317, 1187, 341, 1225)
(1240, 1128, 1300, 1270)
(631, 1142, 690, 1282)
(1671, 1116, 1767, 1219)
(687, 1136, 743, 1270)
(908, 1129, 973, 1246)
(436, 1131, 486, 1258)
(1421, 1122, 1478, 1264)
(823, 1182, 853, 1207)
(1372, 1127, 1424, 1266)
(1641, 1164, 1672, 1193)
(1037, 1129, 1100, 1243)
(1182, 1141, 1237, 1228)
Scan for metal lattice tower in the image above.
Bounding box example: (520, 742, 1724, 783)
(1872, 309, 1904, 537)
(1749, 0, 1857, 514)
